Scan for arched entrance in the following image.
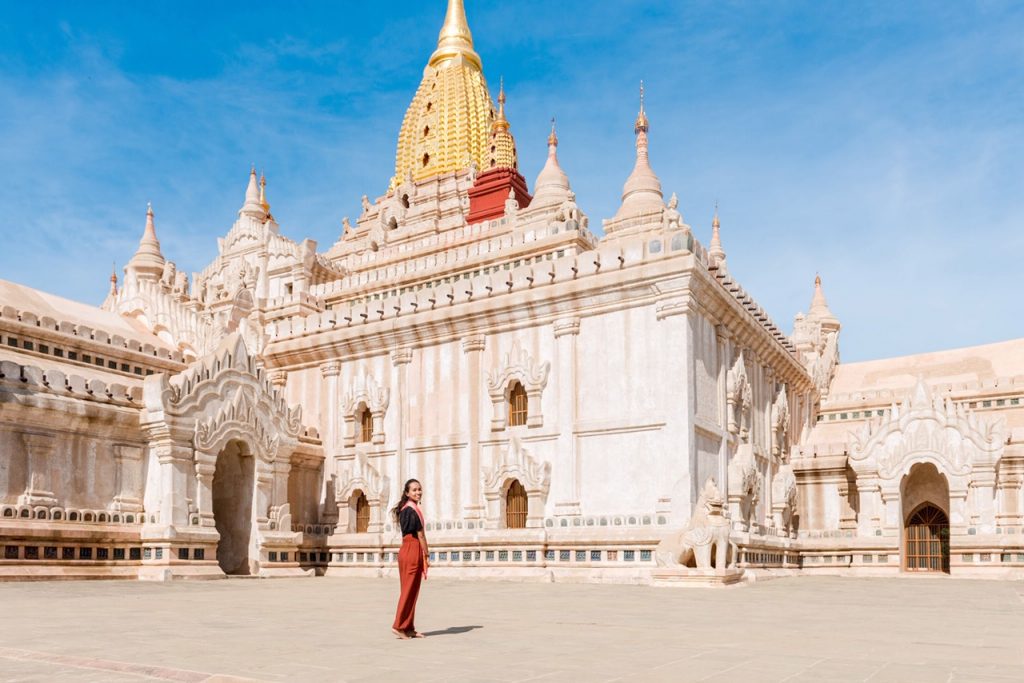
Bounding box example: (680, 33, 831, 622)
(900, 462, 951, 573)
(505, 479, 527, 529)
(212, 440, 255, 575)
(904, 504, 950, 573)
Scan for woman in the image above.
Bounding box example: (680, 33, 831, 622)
(392, 478, 429, 639)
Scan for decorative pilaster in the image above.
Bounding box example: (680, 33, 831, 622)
(391, 347, 412, 492)
(110, 444, 145, 513)
(856, 478, 882, 535)
(461, 336, 485, 519)
(996, 474, 1023, 528)
(715, 325, 732, 494)
(18, 432, 58, 508)
(193, 452, 217, 527)
(321, 362, 341, 455)
(553, 317, 581, 517)
(969, 465, 997, 532)
(268, 369, 287, 391)
(153, 439, 193, 528)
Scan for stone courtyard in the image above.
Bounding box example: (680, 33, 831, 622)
(2, 577, 1023, 682)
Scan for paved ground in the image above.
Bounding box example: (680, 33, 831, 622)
(2, 576, 1023, 682)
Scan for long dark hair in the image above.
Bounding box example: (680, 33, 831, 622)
(392, 478, 421, 521)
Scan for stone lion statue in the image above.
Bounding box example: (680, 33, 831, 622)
(655, 478, 738, 570)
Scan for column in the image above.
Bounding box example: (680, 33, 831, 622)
(320, 362, 341, 457)
(110, 444, 145, 513)
(268, 369, 287, 392)
(390, 347, 412, 499)
(655, 293, 696, 523)
(193, 451, 217, 527)
(461, 336, 486, 519)
(715, 326, 731, 496)
(763, 365, 775, 530)
(320, 362, 341, 520)
(970, 465, 997, 532)
(996, 473, 1022, 528)
(149, 438, 192, 528)
(552, 318, 580, 517)
(19, 432, 58, 507)
(856, 477, 881, 535)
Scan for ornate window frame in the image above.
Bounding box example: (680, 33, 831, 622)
(482, 437, 551, 529)
(335, 453, 390, 534)
(486, 340, 550, 431)
(340, 372, 390, 448)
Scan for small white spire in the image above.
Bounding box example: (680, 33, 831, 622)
(239, 166, 267, 218)
(126, 202, 165, 281)
(808, 273, 840, 330)
(532, 117, 571, 207)
(709, 202, 726, 268)
(614, 81, 663, 220)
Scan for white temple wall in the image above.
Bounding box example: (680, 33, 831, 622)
(572, 302, 689, 520)
(0, 404, 146, 513)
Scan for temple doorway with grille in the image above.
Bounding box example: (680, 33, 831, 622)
(900, 462, 951, 573)
(904, 504, 950, 572)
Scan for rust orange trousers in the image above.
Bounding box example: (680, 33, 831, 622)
(392, 535, 424, 632)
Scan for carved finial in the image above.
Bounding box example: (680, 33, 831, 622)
(709, 202, 726, 268)
(495, 76, 508, 126)
(635, 80, 649, 133)
(259, 171, 270, 213)
(429, 0, 481, 70)
(241, 165, 265, 217)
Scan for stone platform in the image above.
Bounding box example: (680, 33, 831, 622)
(1, 576, 1023, 682)
(650, 567, 746, 587)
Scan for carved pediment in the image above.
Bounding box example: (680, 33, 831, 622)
(482, 437, 551, 496)
(195, 387, 281, 461)
(726, 351, 752, 438)
(486, 340, 550, 397)
(772, 464, 798, 510)
(144, 333, 303, 458)
(335, 452, 389, 505)
(340, 371, 390, 415)
(848, 378, 1005, 481)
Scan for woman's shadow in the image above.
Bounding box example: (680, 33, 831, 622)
(421, 625, 483, 637)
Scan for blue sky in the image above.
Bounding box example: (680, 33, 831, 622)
(1, 0, 1022, 362)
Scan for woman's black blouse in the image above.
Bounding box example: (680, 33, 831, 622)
(399, 507, 422, 537)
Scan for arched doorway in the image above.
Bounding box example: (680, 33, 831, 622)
(904, 504, 950, 573)
(212, 440, 255, 575)
(353, 490, 370, 533)
(505, 479, 527, 529)
(900, 462, 951, 573)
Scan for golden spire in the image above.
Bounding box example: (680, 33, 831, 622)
(635, 80, 649, 133)
(391, 0, 494, 189)
(493, 77, 509, 132)
(259, 171, 270, 213)
(548, 117, 558, 146)
(487, 77, 517, 169)
(109, 262, 118, 294)
(429, 0, 481, 70)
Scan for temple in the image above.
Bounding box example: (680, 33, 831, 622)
(1, 0, 1022, 582)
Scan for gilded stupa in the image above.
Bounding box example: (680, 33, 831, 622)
(391, 0, 497, 189)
